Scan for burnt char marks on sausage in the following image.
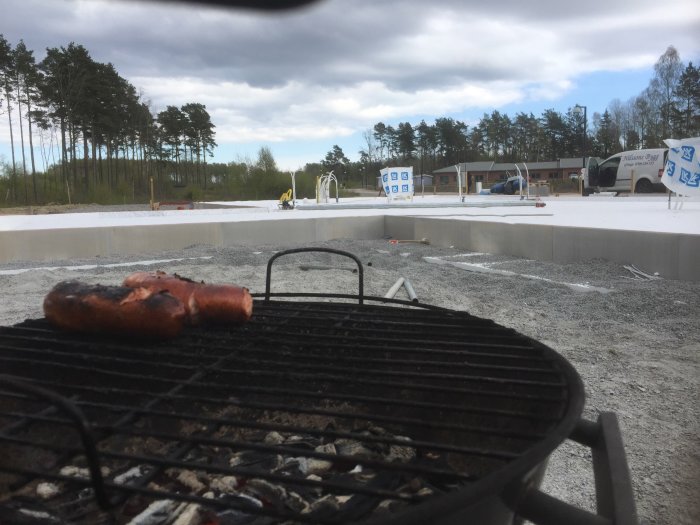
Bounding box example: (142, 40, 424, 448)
(43, 281, 187, 340)
(49, 280, 134, 302)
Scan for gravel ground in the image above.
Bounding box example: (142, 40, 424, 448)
(0, 232, 698, 524)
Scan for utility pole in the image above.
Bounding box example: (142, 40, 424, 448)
(574, 104, 587, 167)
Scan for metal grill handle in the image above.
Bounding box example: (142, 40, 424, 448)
(264, 247, 365, 303)
(516, 412, 638, 525)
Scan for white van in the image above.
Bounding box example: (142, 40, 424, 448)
(583, 148, 668, 195)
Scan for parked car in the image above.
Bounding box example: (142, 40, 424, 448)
(489, 175, 527, 195)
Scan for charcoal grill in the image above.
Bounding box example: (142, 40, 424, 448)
(0, 248, 637, 524)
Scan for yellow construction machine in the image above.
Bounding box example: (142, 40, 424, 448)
(278, 189, 293, 209)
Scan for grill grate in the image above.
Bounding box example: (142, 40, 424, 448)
(0, 297, 582, 524)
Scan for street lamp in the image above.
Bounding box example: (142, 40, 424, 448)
(574, 104, 587, 166)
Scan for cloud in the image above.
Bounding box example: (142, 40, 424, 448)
(133, 76, 525, 143)
(1, 0, 699, 166)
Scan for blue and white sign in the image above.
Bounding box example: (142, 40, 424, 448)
(380, 167, 414, 201)
(663, 137, 700, 194)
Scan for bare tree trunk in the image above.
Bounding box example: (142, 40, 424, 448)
(196, 139, 203, 187)
(39, 129, 48, 196)
(182, 144, 188, 184)
(106, 139, 112, 189)
(202, 144, 207, 190)
(125, 143, 131, 196)
(98, 143, 103, 184)
(26, 90, 38, 202)
(131, 140, 137, 194)
(173, 142, 180, 184)
(91, 123, 97, 187)
(59, 116, 66, 184)
(115, 146, 119, 185)
(15, 80, 28, 203)
(83, 131, 89, 190)
(69, 123, 78, 190)
(141, 142, 147, 196)
(4, 82, 18, 202)
(142, 130, 149, 191)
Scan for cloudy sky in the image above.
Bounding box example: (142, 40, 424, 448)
(1, 0, 699, 170)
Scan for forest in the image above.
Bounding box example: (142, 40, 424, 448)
(1, 37, 698, 206)
(347, 46, 699, 187)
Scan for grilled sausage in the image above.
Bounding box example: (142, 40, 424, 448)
(122, 271, 253, 325)
(43, 281, 186, 339)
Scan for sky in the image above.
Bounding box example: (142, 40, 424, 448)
(1, 0, 699, 171)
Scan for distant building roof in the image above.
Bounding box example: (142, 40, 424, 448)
(432, 158, 583, 174)
(433, 161, 494, 174)
(492, 162, 543, 172)
(517, 161, 558, 170)
(559, 158, 585, 168)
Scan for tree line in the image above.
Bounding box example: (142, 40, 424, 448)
(0, 35, 216, 205)
(350, 46, 699, 180)
(1, 39, 698, 205)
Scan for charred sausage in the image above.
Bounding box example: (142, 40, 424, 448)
(43, 281, 186, 339)
(122, 271, 253, 324)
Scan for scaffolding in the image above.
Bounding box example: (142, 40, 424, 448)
(316, 171, 339, 204)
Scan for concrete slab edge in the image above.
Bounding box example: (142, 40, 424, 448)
(384, 216, 700, 281)
(1, 214, 698, 281)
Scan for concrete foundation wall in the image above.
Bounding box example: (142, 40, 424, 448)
(384, 216, 700, 281)
(0, 216, 385, 264)
(2, 214, 698, 281)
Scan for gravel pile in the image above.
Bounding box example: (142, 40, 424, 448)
(1, 237, 698, 524)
